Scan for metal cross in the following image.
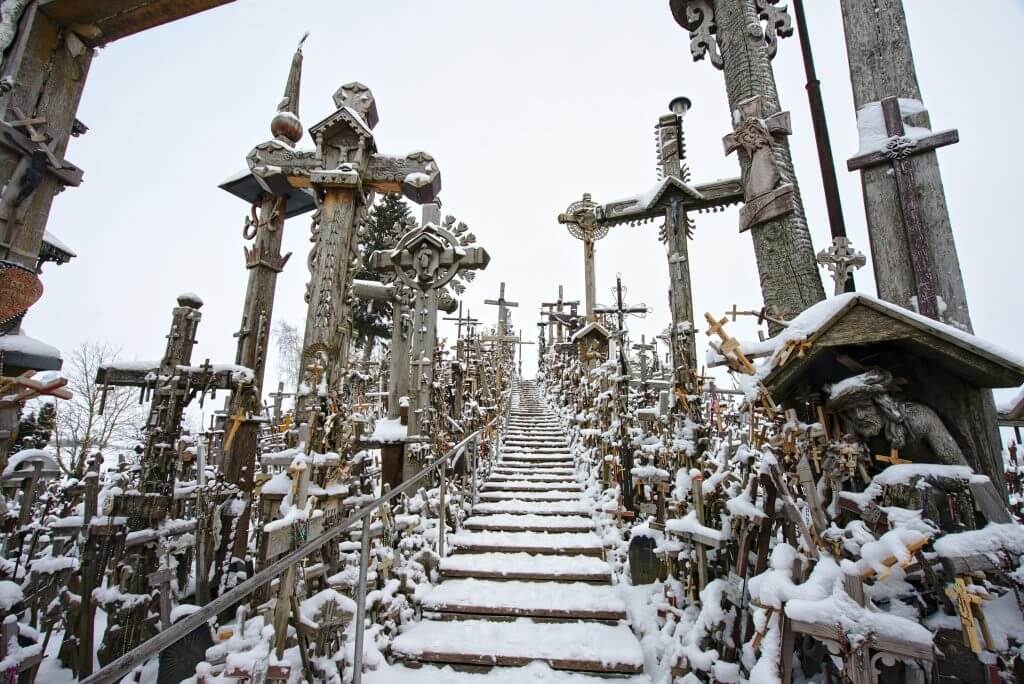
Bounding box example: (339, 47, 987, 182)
(816, 236, 866, 296)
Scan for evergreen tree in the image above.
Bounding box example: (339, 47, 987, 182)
(352, 193, 410, 351)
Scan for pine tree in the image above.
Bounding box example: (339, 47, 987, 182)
(352, 193, 410, 351)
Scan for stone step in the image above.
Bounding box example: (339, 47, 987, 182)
(464, 513, 594, 533)
(420, 579, 626, 621)
(391, 618, 644, 674)
(440, 551, 612, 583)
(449, 530, 603, 557)
(473, 499, 590, 517)
(487, 473, 578, 483)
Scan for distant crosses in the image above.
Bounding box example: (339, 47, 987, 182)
(816, 236, 866, 296)
(847, 97, 959, 320)
(558, 194, 609, 320)
(483, 282, 520, 396)
(595, 275, 649, 512)
(484, 281, 519, 336)
(443, 301, 479, 343)
(540, 285, 580, 345)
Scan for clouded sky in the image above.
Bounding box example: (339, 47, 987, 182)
(27, 0, 1024, 415)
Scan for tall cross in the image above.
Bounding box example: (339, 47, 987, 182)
(847, 97, 959, 320)
(443, 300, 479, 341)
(557, 195, 607, 320)
(369, 203, 489, 435)
(244, 78, 442, 426)
(484, 281, 519, 336)
(540, 285, 579, 344)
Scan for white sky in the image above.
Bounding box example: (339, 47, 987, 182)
(26, 0, 1024, 417)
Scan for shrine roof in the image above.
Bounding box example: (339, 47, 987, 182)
(0, 332, 62, 374)
(309, 106, 375, 142)
(758, 293, 1024, 398)
(219, 169, 315, 218)
(42, 230, 76, 260)
(570, 322, 610, 342)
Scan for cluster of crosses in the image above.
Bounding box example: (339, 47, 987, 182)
(535, 1, 1024, 683)
(0, 13, 521, 683)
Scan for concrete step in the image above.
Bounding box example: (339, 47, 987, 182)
(420, 579, 626, 621)
(449, 530, 603, 557)
(440, 551, 612, 583)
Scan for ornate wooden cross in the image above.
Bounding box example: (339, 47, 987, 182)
(847, 97, 959, 320)
(816, 236, 867, 296)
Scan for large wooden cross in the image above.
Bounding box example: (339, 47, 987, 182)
(540, 285, 579, 344)
(847, 96, 959, 320)
(369, 203, 490, 435)
(484, 281, 519, 337)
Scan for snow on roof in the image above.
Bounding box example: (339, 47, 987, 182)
(756, 293, 1024, 380)
(0, 332, 61, 360)
(43, 230, 76, 257)
(367, 417, 407, 444)
(570, 322, 609, 342)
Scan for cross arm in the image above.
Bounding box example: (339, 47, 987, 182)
(847, 129, 959, 171)
(0, 120, 83, 186)
(96, 363, 246, 390)
(484, 299, 519, 308)
(364, 151, 441, 204)
(351, 279, 395, 302)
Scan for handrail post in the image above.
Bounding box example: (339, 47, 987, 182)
(438, 459, 447, 558)
(352, 515, 371, 684)
(471, 436, 479, 507)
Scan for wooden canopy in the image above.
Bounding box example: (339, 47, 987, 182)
(763, 295, 1024, 402)
(39, 0, 234, 46)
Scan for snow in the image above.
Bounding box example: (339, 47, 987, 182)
(439, 552, 611, 579)
(43, 230, 76, 257)
(299, 587, 356, 622)
(479, 490, 579, 502)
(2, 448, 59, 477)
(368, 417, 408, 443)
(473, 500, 591, 516)
(0, 580, 23, 610)
(872, 463, 974, 486)
(0, 332, 60, 359)
(169, 603, 203, 623)
(665, 511, 725, 541)
(855, 98, 932, 156)
(391, 618, 644, 668)
(421, 579, 625, 615)
(178, 291, 203, 306)
(933, 522, 1024, 558)
(449, 530, 603, 552)
(483, 479, 580, 491)
(463, 514, 593, 531)
(364, 662, 652, 684)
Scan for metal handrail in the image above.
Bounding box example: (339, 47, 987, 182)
(83, 411, 504, 684)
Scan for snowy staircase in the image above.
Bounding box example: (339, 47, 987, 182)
(385, 380, 649, 681)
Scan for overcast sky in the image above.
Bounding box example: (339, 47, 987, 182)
(26, 0, 1024, 417)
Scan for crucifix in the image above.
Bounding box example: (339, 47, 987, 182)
(594, 275, 649, 511)
(816, 235, 867, 296)
(670, 0, 825, 324)
(847, 97, 958, 320)
(369, 202, 489, 437)
(244, 77, 441, 431)
(557, 195, 608, 321)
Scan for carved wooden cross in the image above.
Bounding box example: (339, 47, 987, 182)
(816, 236, 867, 296)
(704, 312, 756, 375)
(945, 577, 991, 654)
(847, 97, 959, 320)
(722, 95, 795, 232)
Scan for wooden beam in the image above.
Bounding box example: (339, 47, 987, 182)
(39, 0, 235, 46)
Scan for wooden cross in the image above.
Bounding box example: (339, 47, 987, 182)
(484, 281, 520, 337)
(847, 97, 959, 320)
(147, 565, 176, 630)
(442, 300, 479, 341)
(816, 236, 867, 296)
(703, 312, 756, 375)
(944, 577, 991, 654)
(722, 95, 795, 231)
(874, 447, 911, 466)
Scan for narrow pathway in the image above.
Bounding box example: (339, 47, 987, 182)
(378, 380, 650, 682)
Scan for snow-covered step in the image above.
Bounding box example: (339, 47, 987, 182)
(464, 513, 594, 533)
(449, 530, 603, 556)
(498, 461, 574, 470)
(391, 618, 644, 673)
(479, 490, 579, 502)
(481, 479, 581, 492)
(364, 662, 652, 684)
(420, 579, 626, 620)
(501, 448, 572, 455)
(500, 454, 574, 463)
(473, 499, 591, 516)
(440, 552, 611, 582)
(491, 467, 575, 477)
(487, 472, 578, 483)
